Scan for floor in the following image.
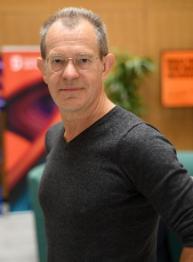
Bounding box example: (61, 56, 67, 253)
(0, 206, 38, 262)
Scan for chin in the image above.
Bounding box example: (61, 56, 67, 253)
(59, 104, 85, 113)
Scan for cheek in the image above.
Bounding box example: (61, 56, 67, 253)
(46, 76, 60, 101)
(92, 73, 103, 90)
(42, 65, 51, 84)
(46, 72, 59, 88)
(87, 68, 103, 85)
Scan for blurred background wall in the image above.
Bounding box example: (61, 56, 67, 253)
(0, 0, 193, 150)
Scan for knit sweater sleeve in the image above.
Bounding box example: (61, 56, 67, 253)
(119, 123, 193, 247)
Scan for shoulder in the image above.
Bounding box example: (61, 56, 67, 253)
(128, 122, 174, 152)
(107, 106, 145, 140)
(45, 122, 64, 152)
(113, 106, 164, 143)
(117, 116, 178, 177)
(47, 121, 64, 137)
(119, 120, 175, 158)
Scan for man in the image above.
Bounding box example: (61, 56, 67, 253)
(37, 7, 193, 261)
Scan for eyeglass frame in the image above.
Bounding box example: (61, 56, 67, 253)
(45, 54, 102, 72)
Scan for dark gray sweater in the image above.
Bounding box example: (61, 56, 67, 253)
(39, 106, 193, 262)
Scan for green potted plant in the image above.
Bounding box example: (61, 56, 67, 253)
(105, 52, 155, 116)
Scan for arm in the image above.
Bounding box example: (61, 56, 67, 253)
(120, 124, 193, 255)
(180, 247, 193, 262)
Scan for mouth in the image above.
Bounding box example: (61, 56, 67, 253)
(59, 87, 83, 92)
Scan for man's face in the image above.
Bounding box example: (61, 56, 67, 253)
(39, 19, 110, 114)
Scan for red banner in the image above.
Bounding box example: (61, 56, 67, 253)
(2, 46, 60, 192)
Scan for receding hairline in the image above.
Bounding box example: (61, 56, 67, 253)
(46, 17, 98, 37)
(40, 7, 109, 59)
(44, 18, 101, 56)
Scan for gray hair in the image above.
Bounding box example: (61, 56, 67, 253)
(40, 7, 109, 59)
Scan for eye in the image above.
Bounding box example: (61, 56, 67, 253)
(51, 57, 64, 65)
(77, 57, 92, 65)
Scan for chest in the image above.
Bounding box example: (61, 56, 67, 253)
(39, 139, 148, 220)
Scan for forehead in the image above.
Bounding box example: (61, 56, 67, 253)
(45, 19, 99, 56)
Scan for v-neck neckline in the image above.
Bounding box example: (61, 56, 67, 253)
(61, 106, 119, 146)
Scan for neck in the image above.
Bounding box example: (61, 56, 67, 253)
(61, 96, 115, 142)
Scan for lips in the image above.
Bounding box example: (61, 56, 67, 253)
(59, 87, 83, 91)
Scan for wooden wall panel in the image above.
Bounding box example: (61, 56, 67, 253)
(0, 0, 193, 149)
(143, 1, 193, 148)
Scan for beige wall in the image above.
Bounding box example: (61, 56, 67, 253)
(1, 0, 193, 149)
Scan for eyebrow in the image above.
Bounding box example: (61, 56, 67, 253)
(49, 52, 94, 57)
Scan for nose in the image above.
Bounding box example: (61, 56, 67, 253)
(61, 60, 79, 80)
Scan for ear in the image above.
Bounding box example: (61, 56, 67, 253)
(37, 57, 48, 84)
(102, 53, 115, 80)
